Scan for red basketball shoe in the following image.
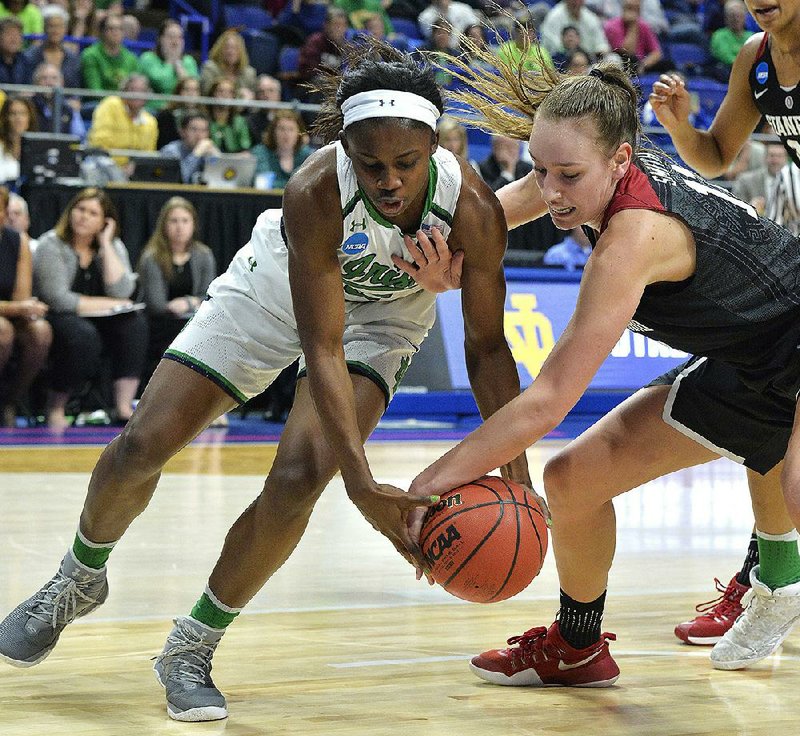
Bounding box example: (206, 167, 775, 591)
(469, 622, 619, 687)
(674, 576, 748, 645)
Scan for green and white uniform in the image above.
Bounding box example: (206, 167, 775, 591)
(166, 141, 462, 404)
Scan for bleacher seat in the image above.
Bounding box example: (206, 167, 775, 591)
(242, 29, 281, 75)
(278, 45, 300, 76)
(223, 4, 273, 31)
(389, 17, 422, 40)
(666, 41, 711, 74)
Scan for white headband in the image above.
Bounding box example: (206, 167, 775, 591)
(341, 89, 440, 131)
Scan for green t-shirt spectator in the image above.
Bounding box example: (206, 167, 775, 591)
(252, 143, 315, 189)
(81, 41, 139, 91)
(210, 115, 251, 153)
(0, 2, 43, 35)
(334, 0, 393, 34)
(497, 41, 553, 72)
(138, 50, 199, 111)
(710, 28, 753, 67)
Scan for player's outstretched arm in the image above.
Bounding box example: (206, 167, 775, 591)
(649, 36, 762, 179)
(282, 155, 436, 567)
(391, 227, 464, 293)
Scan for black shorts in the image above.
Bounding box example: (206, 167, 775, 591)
(647, 356, 798, 474)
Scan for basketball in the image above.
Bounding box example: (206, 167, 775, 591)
(419, 476, 548, 603)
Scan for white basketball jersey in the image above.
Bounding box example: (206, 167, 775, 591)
(334, 139, 462, 302)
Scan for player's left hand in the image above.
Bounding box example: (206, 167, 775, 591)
(392, 227, 463, 293)
(349, 483, 439, 570)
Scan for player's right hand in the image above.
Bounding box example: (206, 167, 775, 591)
(649, 73, 692, 131)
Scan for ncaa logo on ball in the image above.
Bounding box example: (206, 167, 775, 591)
(756, 62, 769, 85)
(341, 232, 369, 255)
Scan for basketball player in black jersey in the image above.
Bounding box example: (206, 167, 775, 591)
(650, 0, 800, 646)
(404, 41, 800, 686)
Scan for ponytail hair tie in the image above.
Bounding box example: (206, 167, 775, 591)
(589, 68, 606, 81)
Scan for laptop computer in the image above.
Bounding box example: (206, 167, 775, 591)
(126, 153, 182, 184)
(203, 154, 257, 189)
(20, 132, 81, 183)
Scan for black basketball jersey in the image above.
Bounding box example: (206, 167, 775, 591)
(587, 150, 800, 376)
(749, 33, 800, 167)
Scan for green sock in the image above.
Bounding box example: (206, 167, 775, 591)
(71, 529, 117, 570)
(756, 530, 800, 589)
(190, 587, 241, 630)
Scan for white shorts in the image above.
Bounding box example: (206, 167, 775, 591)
(165, 218, 436, 405)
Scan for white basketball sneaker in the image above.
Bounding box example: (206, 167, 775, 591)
(710, 565, 800, 670)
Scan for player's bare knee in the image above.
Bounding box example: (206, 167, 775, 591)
(260, 462, 333, 519)
(542, 450, 585, 517)
(780, 465, 800, 520)
(112, 419, 173, 477)
(0, 317, 14, 352)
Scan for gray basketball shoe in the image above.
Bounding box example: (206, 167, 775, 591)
(711, 565, 800, 670)
(0, 550, 108, 667)
(153, 616, 228, 722)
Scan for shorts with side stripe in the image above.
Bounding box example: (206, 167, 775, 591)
(647, 356, 798, 474)
(164, 271, 436, 408)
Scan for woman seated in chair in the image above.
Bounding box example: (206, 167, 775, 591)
(33, 188, 147, 429)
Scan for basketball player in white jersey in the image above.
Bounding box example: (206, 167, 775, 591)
(0, 42, 536, 721)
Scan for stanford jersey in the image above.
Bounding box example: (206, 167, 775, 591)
(749, 33, 800, 167)
(587, 151, 800, 380)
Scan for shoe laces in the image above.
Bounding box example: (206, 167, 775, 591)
(505, 627, 616, 668)
(694, 577, 745, 619)
(506, 626, 550, 667)
(153, 620, 220, 686)
(28, 572, 101, 630)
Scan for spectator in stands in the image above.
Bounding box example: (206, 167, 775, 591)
(251, 109, 314, 190)
(23, 5, 82, 89)
(420, 18, 462, 87)
(732, 142, 789, 217)
(543, 226, 592, 269)
(0, 17, 29, 85)
(540, 0, 610, 58)
(586, 0, 668, 37)
(479, 134, 560, 255)
(551, 25, 588, 70)
(81, 15, 138, 92)
(159, 110, 220, 184)
(0, 0, 43, 36)
(354, 11, 409, 51)
(273, 0, 330, 37)
(200, 29, 256, 99)
(67, 0, 97, 46)
(437, 114, 479, 171)
(603, 0, 665, 75)
(120, 13, 139, 43)
(33, 187, 147, 428)
(206, 77, 251, 154)
(136, 196, 215, 389)
(497, 9, 554, 72)
(246, 74, 281, 145)
(565, 47, 592, 75)
(138, 19, 199, 113)
(6, 191, 37, 251)
(0, 95, 37, 185)
(0, 185, 51, 427)
(298, 7, 349, 99)
(155, 75, 200, 149)
(87, 73, 158, 153)
(94, 0, 123, 24)
(709, 0, 752, 68)
(30, 63, 86, 139)
(418, 0, 479, 45)
(335, 0, 394, 33)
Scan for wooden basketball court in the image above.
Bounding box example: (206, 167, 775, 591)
(1, 435, 797, 735)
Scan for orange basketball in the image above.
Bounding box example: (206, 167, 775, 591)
(419, 476, 548, 603)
